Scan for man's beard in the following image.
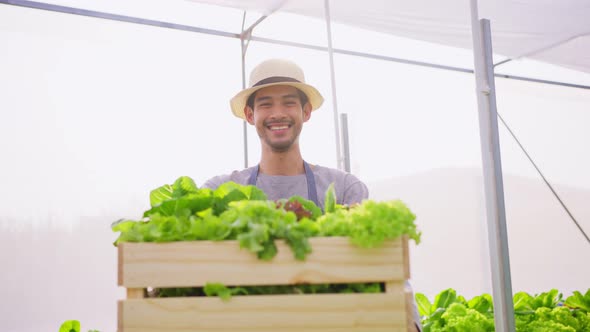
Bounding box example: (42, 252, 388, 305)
(259, 119, 301, 152)
(267, 137, 297, 152)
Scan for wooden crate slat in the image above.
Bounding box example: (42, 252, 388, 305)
(119, 291, 407, 332)
(119, 237, 407, 288)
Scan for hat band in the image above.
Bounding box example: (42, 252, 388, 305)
(252, 76, 301, 87)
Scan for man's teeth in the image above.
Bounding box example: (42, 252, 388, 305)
(270, 125, 289, 130)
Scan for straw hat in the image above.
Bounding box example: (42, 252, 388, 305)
(230, 59, 324, 119)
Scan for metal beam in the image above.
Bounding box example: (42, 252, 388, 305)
(240, 0, 288, 39)
(248, 36, 590, 90)
(494, 58, 512, 68)
(493, 73, 589, 90)
(0, 0, 239, 38)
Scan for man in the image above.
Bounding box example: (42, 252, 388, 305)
(203, 58, 422, 332)
(203, 58, 368, 209)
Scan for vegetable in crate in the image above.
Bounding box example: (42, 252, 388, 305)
(112, 176, 421, 258)
(113, 176, 422, 301)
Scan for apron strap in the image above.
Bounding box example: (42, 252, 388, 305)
(303, 161, 319, 206)
(247, 161, 319, 206)
(247, 165, 259, 186)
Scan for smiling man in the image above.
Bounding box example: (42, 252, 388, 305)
(203, 58, 422, 332)
(202, 58, 368, 209)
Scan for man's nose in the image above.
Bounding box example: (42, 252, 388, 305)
(267, 103, 287, 118)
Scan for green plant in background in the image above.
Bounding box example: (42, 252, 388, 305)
(58, 320, 98, 332)
(416, 288, 590, 332)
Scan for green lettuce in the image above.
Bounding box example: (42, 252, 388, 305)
(58, 320, 98, 332)
(565, 289, 590, 312)
(418, 289, 590, 332)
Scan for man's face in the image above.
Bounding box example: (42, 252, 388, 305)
(245, 85, 311, 153)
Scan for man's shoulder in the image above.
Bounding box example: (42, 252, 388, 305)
(201, 167, 255, 189)
(311, 164, 369, 204)
(312, 164, 364, 183)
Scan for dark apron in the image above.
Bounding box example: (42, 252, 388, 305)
(247, 161, 319, 206)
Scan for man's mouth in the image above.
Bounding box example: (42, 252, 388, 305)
(268, 124, 290, 131)
(265, 121, 292, 131)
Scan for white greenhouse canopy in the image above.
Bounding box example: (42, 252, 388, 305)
(192, 0, 590, 74)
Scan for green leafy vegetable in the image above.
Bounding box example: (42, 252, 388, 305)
(58, 320, 98, 332)
(59, 321, 80, 332)
(417, 289, 590, 332)
(565, 289, 590, 312)
(198, 282, 382, 300)
(276, 195, 322, 220)
(149, 184, 173, 207)
(441, 302, 494, 331)
(113, 176, 421, 261)
(416, 293, 434, 317)
(468, 293, 493, 314)
(317, 200, 421, 248)
(433, 288, 458, 310)
(324, 183, 337, 213)
(172, 176, 199, 198)
(204, 283, 233, 301)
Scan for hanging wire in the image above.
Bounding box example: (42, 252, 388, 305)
(497, 112, 590, 244)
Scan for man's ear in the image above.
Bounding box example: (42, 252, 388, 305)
(244, 106, 255, 125)
(303, 102, 312, 122)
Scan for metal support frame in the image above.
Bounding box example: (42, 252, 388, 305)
(340, 113, 351, 172)
(323, 0, 343, 170)
(237, 1, 288, 168)
(240, 12, 251, 169)
(2, 0, 588, 92)
(470, 1, 516, 331)
(0, 0, 240, 38)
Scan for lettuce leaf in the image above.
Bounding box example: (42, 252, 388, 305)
(324, 183, 337, 213)
(59, 320, 80, 332)
(565, 289, 590, 312)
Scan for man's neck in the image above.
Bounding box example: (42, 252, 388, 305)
(258, 146, 304, 176)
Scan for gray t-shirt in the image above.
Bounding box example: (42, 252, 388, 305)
(202, 164, 368, 209)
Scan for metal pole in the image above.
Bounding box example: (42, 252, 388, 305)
(323, 0, 343, 170)
(340, 113, 351, 172)
(469, 1, 515, 331)
(238, 4, 285, 169)
(240, 12, 250, 169)
(241, 37, 249, 169)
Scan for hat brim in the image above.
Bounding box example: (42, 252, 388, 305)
(230, 82, 324, 120)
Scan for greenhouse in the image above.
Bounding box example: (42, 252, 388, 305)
(1, 0, 589, 331)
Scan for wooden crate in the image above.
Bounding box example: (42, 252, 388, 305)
(118, 236, 411, 332)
